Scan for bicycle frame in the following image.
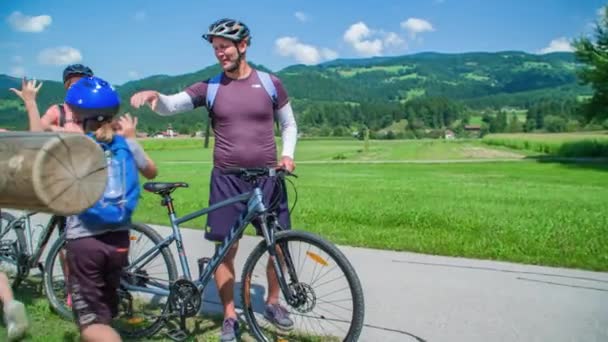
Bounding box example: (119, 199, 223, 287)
(123, 187, 278, 298)
(0, 211, 62, 274)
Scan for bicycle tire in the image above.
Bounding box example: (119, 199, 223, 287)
(114, 222, 178, 339)
(0, 211, 27, 289)
(43, 222, 178, 338)
(42, 232, 71, 320)
(241, 230, 365, 342)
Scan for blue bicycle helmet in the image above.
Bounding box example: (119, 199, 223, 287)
(62, 64, 94, 83)
(65, 76, 120, 122)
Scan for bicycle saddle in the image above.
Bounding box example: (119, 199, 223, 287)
(143, 182, 189, 194)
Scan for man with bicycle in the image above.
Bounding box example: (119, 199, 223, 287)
(130, 18, 297, 341)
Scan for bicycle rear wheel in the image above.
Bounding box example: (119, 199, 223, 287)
(43, 222, 178, 339)
(241, 230, 365, 342)
(0, 211, 26, 288)
(114, 223, 178, 339)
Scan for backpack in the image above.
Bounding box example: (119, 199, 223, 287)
(78, 134, 140, 229)
(58, 104, 66, 127)
(206, 70, 278, 126)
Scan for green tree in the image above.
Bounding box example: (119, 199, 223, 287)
(507, 114, 523, 133)
(572, 6, 608, 122)
(544, 115, 567, 132)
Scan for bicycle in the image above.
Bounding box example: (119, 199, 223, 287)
(0, 210, 67, 290)
(101, 167, 365, 341)
(43, 220, 163, 321)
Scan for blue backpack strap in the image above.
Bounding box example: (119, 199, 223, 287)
(256, 71, 278, 109)
(206, 73, 223, 110)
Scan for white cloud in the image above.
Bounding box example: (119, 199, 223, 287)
(275, 37, 337, 64)
(539, 37, 573, 53)
(343, 22, 406, 56)
(38, 46, 82, 65)
(10, 66, 26, 78)
(321, 48, 339, 60)
(128, 71, 140, 79)
(7, 11, 52, 33)
(598, 7, 605, 17)
(401, 18, 434, 38)
(295, 11, 308, 23)
(344, 22, 383, 56)
(384, 32, 406, 48)
(134, 10, 146, 22)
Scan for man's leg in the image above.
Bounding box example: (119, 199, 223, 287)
(266, 251, 282, 305)
(214, 241, 241, 341)
(260, 177, 294, 330)
(214, 241, 239, 319)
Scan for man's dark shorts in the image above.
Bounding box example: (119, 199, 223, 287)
(205, 167, 291, 242)
(66, 230, 129, 329)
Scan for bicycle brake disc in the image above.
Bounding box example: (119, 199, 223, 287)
(169, 279, 201, 317)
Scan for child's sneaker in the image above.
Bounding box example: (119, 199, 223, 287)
(4, 300, 28, 341)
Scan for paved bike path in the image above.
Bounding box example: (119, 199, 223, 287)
(146, 224, 608, 342)
(20, 212, 608, 341)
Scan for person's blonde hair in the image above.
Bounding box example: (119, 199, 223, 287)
(92, 121, 114, 143)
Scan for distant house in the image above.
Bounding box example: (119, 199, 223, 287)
(152, 124, 176, 138)
(444, 129, 456, 140)
(464, 125, 481, 132)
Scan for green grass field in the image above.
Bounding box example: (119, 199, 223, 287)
(1, 137, 607, 341)
(135, 138, 607, 271)
(482, 132, 608, 157)
(142, 138, 526, 162)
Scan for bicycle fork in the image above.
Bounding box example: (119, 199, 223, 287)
(259, 216, 302, 306)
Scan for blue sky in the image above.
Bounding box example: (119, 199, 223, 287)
(1, 0, 605, 84)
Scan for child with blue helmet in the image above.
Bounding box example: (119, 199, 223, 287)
(11, 76, 158, 342)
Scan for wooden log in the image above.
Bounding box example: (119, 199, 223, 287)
(0, 132, 107, 215)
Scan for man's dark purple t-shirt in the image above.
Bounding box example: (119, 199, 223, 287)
(185, 70, 289, 170)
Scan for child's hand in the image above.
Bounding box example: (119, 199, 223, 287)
(115, 113, 138, 139)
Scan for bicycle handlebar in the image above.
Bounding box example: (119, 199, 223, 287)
(223, 167, 297, 180)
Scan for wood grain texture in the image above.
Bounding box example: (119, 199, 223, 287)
(0, 132, 107, 215)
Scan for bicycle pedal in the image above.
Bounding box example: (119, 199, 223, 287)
(166, 328, 189, 342)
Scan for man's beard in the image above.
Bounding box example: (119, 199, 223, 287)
(224, 51, 243, 72)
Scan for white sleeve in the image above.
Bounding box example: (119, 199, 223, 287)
(276, 101, 297, 159)
(155, 92, 194, 116)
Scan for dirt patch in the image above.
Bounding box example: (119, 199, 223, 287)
(462, 146, 525, 159)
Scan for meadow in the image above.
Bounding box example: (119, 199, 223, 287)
(136, 137, 608, 271)
(2, 135, 607, 341)
(482, 132, 608, 158)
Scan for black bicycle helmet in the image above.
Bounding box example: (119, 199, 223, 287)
(62, 64, 94, 83)
(202, 18, 251, 45)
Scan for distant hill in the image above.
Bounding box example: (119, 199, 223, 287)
(0, 51, 590, 132)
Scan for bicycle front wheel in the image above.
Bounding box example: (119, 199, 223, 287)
(241, 230, 365, 342)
